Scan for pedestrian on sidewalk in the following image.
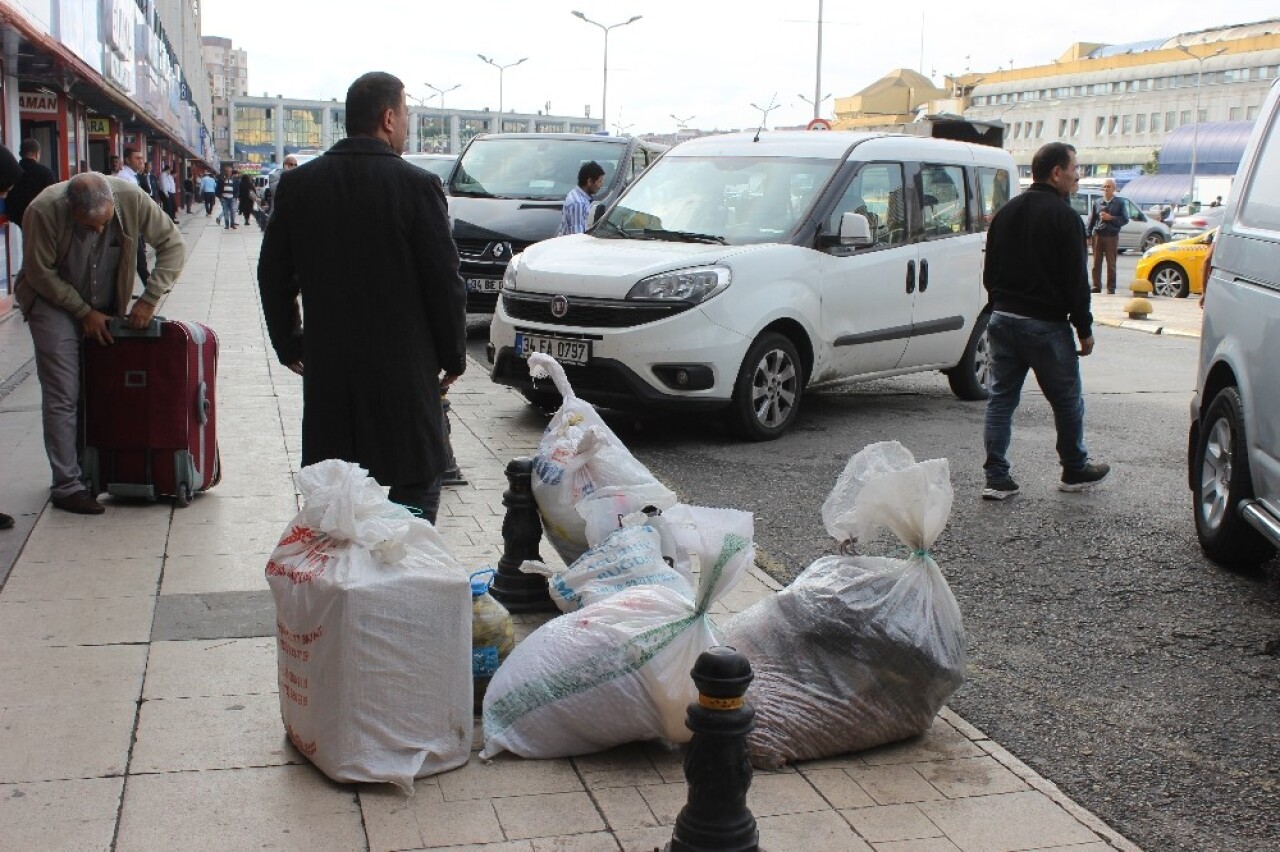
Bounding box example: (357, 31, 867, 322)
(115, 148, 154, 287)
(1086, 178, 1127, 294)
(160, 165, 178, 223)
(182, 172, 195, 214)
(980, 141, 1109, 501)
(237, 173, 257, 227)
(200, 171, 217, 216)
(258, 71, 466, 523)
(14, 172, 186, 514)
(0, 143, 23, 529)
(215, 165, 237, 229)
(4, 138, 57, 228)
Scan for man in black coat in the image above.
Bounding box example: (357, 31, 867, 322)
(257, 71, 467, 523)
(4, 138, 56, 227)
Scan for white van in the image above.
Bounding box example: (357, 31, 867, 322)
(1188, 77, 1280, 570)
(488, 131, 1017, 439)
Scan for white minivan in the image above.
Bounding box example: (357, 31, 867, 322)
(488, 131, 1017, 439)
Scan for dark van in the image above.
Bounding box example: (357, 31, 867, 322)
(447, 133, 667, 312)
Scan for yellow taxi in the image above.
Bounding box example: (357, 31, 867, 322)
(1136, 229, 1216, 298)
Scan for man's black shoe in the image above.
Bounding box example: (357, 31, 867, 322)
(1060, 462, 1110, 492)
(52, 491, 105, 515)
(1090, 287, 1101, 293)
(0, 512, 14, 530)
(982, 478, 1019, 501)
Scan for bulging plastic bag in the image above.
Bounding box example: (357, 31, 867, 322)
(519, 519, 694, 613)
(266, 459, 473, 793)
(527, 353, 676, 564)
(480, 508, 755, 759)
(725, 441, 966, 769)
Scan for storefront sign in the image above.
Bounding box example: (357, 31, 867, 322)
(87, 118, 111, 137)
(19, 93, 59, 114)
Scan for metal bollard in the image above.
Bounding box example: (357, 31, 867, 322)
(667, 646, 759, 852)
(440, 394, 468, 487)
(490, 457, 556, 612)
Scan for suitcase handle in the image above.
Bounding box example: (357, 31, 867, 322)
(107, 316, 166, 338)
(196, 381, 210, 426)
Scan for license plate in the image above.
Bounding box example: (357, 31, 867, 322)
(515, 333, 591, 366)
(466, 277, 502, 292)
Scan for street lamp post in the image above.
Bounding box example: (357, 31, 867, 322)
(798, 92, 831, 118)
(750, 95, 780, 132)
(477, 55, 527, 126)
(812, 0, 825, 121)
(425, 82, 460, 152)
(571, 10, 642, 131)
(670, 113, 695, 132)
(1174, 44, 1228, 212)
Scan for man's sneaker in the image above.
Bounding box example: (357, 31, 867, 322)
(982, 478, 1020, 500)
(1060, 462, 1110, 492)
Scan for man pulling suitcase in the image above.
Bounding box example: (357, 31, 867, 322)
(14, 172, 186, 514)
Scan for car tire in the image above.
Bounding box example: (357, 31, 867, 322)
(1140, 231, 1166, 251)
(1150, 261, 1190, 298)
(1193, 386, 1277, 571)
(728, 332, 803, 441)
(946, 311, 991, 401)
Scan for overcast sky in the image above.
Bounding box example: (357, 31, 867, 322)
(200, 1, 1278, 133)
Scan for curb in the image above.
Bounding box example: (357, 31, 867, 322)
(1095, 316, 1200, 339)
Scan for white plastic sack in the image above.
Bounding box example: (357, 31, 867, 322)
(725, 441, 966, 769)
(481, 508, 755, 759)
(266, 459, 473, 793)
(528, 353, 676, 564)
(520, 520, 694, 613)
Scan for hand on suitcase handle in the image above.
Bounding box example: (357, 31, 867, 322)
(81, 310, 115, 346)
(126, 300, 157, 330)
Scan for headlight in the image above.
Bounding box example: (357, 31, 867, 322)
(502, 252, 521, 290)
(626, 266, 731, 304)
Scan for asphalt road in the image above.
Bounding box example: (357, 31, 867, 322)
(469, 318, 1280, 850)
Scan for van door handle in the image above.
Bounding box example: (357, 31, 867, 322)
(919, 259, 930, 292)
(906, 260, 916, 294)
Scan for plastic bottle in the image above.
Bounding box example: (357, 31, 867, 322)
(470, 568, 515, 714)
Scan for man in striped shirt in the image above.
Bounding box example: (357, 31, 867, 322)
(556, 161, 606, 236)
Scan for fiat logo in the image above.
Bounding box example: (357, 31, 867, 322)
(550, 295, 569, 318)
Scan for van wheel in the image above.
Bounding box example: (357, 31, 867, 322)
(1194, 386, 1276, 571)
(946, 312, 992, 401)
(728, 333, 802, 441)
(1151, 262, 1189, 298)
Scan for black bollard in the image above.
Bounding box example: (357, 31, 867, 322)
(440, 394, 468, 487)
(490, 457, 557, 612)
(667, 646, 758, 852)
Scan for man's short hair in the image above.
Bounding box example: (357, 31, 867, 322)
(345, 72, 404, 137)
(19, 138, 40, 158)
(67, 173, 114, 218)
(577, 161, 606, 188)
(1031, 143, 1076, 182)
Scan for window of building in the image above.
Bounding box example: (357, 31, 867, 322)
(1123, 115, 1133, 134)
(1199, 108, 1208, 123)
(1155, 76, 1168, 90)
(1180, 110, 1191, 126)
(1096, 116, 1106, 135)
(1012, 123, 1021, 139)
(1229, 106, 1243, 121)
(1035, 120, 1044, 138)
(1074, 85, 1086, 96)
(1059, 118, 1068, 137)
(569, 123, 598, 134)
(1150, 113, 1161, 133)
(1248, 105, 1261, 120)
(1070, 117, 1080, 137)
(1136, 114, 1146, 133)
(283, 107, 323, 150)
(1109, 115, 1119, 133)
(234, 105, 271, 146)
(1166, 111, 1176, 129)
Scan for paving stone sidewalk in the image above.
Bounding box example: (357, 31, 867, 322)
(0, 215, 1141, 851)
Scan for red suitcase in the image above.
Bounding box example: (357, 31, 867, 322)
(82, 317, 220, 506)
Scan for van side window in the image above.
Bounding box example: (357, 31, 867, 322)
(1069, 193, 1091, 216)
(1238, 112, 1280, 232)
(827, 162, 906, 247)
(917, 164, 969, 238)
(626, 148, 648, 183)
(977, 167, 1011, 229)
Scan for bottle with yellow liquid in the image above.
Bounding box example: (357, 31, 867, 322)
(470, 568, 515, 714)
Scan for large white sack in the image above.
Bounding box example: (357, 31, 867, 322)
(725, 441, 966, 769)
(481, 507, 754, 759)
(267, 459, 473, 793)
(527, 353, 676, 564)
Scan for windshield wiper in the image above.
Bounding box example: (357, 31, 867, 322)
(641, 228, 728, 245)
(595, 219, 632, 239)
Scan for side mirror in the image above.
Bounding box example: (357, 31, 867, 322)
(839, 212, 873, 246)
(587, 202, 606, 228)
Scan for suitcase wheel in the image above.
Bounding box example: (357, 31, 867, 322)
(175, 483, 193, 508)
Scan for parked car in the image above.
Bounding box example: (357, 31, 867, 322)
(489, 131, 1017, 439)
(1070, 189, 1170, 252)
(447, 133, 668, 313)
(1188, 77, 1280, 571)
(403, 153, 457, 183)
(1170, 204, 1227, 239)
(1135, 229, 1215, 298)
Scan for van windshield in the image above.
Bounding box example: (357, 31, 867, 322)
(599, 156, 838, 245)
(450, 138, 622, 200)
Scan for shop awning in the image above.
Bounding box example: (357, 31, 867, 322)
(1117, 173, 1193, 207)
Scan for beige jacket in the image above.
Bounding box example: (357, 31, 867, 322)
(14, 176, 185, 320)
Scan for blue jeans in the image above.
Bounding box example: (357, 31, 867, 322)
(983, 313, 1088, 482)
(220, 197, 236, 227)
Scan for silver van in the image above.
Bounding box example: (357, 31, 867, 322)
(1189, 77, 1280, 571)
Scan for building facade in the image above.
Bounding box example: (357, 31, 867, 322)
(200, 35, 245, 100)
(0, 0, 216, 317)
(227, 95, 603, 169)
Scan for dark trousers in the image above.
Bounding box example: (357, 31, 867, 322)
(136, 240, 149, 287)
(388, 476, 444, 525)
(203, 192, 215, 214)
(1091, 233, 1119, 292)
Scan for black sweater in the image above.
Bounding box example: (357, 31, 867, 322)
(984, 183, 1093, 341)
